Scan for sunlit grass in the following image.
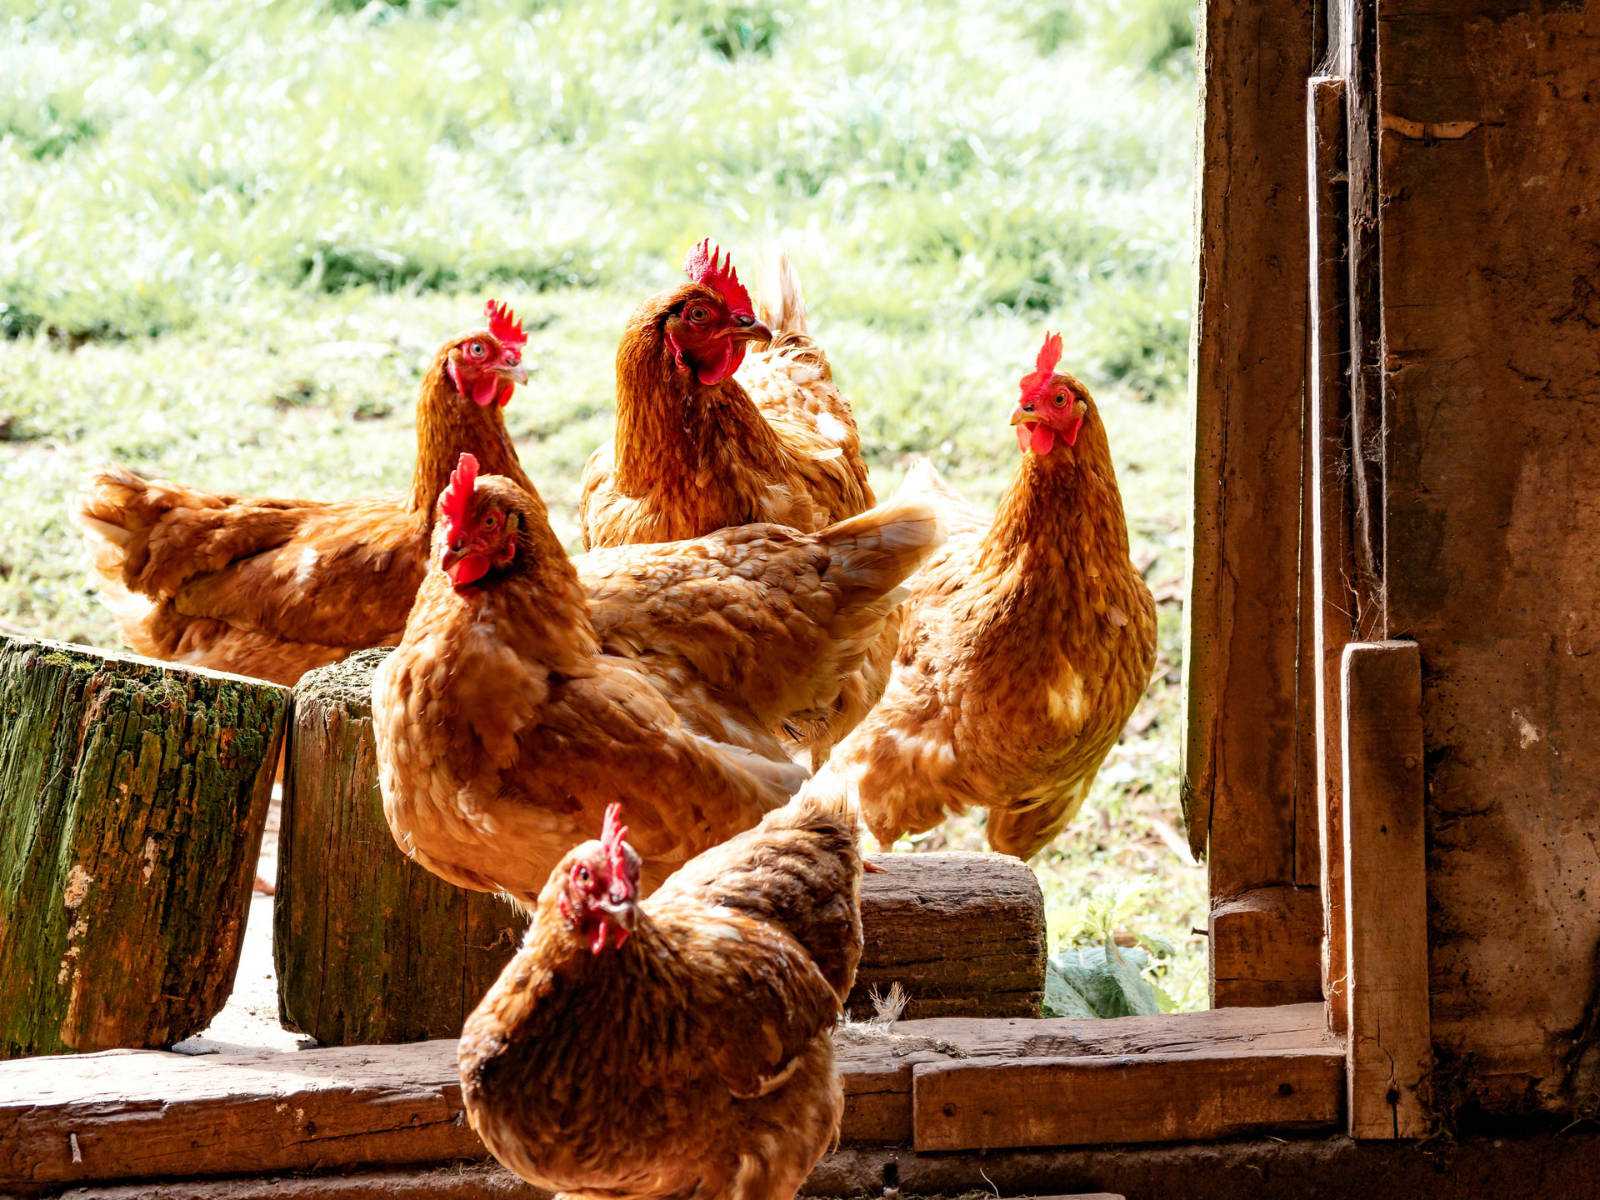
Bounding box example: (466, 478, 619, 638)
(0, 0, 1205, 1009)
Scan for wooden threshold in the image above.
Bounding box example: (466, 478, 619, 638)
(0, 1005, 1340, 1194)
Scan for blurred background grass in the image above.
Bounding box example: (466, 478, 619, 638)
(0, 0, 1206, 1008)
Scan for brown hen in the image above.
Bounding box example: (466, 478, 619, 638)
(372, 455, 937, 904)
(579, 242, 891, 761)
(459, 797, 862, 1200)
(804, 333, 1158, 860)
(75, 301, 533, 685)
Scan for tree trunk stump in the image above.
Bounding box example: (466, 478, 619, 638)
(278, 652, 1046, 1044)
(276, 651, 525, 1046)
(0, 634, 288, 1058)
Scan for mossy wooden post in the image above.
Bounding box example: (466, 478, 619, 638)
(276, 650, 526, 1045)
(0, 634, 288, 1058)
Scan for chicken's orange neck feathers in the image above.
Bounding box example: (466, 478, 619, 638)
(410, 360, 533, 523)
(979, 420, 1134, 597)
(611, 300, 786, 522)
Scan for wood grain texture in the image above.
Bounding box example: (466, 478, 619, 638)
(276, 651, 525, 1046)
(0, 1005, 1338, 1189)
(1341, 641, 1430, 1138)
(1210, 885, 1324, 1009)
(1306, 73, 1358, 1037)
(1374, 2, 1600, 1115)
(1183, 0, 1316, 896)
(0, 634, 287, 1059)
(913, 1049, 1342, 1152)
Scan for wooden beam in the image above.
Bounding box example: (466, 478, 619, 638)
(0, 1005, 1339, 1190)
(913, 1048, 1341, 1152)
(1341, 641, 1431, 1137)
(1209, 885, 1324, 1008)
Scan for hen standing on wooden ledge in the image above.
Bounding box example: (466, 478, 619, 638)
(460, 797, 862, 1200)
(74, 301, 534, 685)
(804, 333, 1158, 859)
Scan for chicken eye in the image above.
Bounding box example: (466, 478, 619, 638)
(1053, 392, 1068, 407)
(686, 304, 710, 323)
(468, 341, 486, 358)
(484, 513, 499, 530)
(576, 865, 591, 884)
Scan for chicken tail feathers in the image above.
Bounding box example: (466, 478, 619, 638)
(815, 498, 943, 605)
(757, 247, 809, 338)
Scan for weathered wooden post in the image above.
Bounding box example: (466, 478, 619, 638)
(277, 651, 1049, 1043)
(275, 650, 526, 1045)
(0, 634, 288, 1058)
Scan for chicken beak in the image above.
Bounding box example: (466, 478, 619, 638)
(1009, 407, 1032, 427)
(729, 315, 773, 344)
(494, 363, 530, 385)
(598, 898, 637, 932)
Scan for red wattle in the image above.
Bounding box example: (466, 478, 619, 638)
(694, 342, 745, 385)
(447, 553, 492, 588)
(1030, 423, 1057, 456)
(470, 375, 500, 407)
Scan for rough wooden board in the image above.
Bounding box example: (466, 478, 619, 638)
(276, 651, 526, 1046)
(1182, 0, 1316, 897)
(34, 1133, 1600, 1200)
(0, 1006, 1337, 1189)
(1210, 886, 1323, 1008)
(851, 851, 1045, 1020)
(0, 634, 289, 1059)
(1306, 73, 1357, 1038)
(1374, 2, 1600, 1117)
(1341, 642, 1430, 1138)
(913, 1049, 1342, 1152)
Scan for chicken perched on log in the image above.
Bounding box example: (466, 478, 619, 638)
(372, 453, 937, 904)
(75, 301, 533, 685)
(804, 334, 1158, 860)
(580, 241, 888, 761)
(460, 797, 862, 1200)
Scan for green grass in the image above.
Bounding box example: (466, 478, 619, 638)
(0, 0, 1206, 1009)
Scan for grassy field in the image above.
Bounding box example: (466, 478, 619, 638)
(0, 0, 1207, 1008)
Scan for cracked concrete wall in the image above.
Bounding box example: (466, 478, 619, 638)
(1375, 2, 1600, 1116)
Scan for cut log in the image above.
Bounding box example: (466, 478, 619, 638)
(275, 651, 526, 1046)
(0, 634, 288, 1059)
(0, 1004, 1341, 1191)
(278, 651, 1046, 1043)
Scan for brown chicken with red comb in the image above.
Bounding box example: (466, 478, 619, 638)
(802, 333, 1158, 859)
(578, 241, 891, 763)
(459, 796, 862, 1200)
(75, 300, 533, 685)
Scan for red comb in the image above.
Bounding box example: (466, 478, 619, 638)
(1019, 331, 1065, 408)
(684, 239, 754, 317)
(600, 803, 633, 890)
(440, 452, 479, 538)
(485, 299, 526, 347)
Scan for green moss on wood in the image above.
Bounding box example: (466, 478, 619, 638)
(0, 633, 290, 1057)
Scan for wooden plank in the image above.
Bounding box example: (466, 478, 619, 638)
(913, 1049, 1342, 1152)
(1374, 0, 1600, 1119)
(1209, 885, 1323, 1008)
(1341, 641, 1430, 1137)
(280, 651, 1045, 1041)
(1182, 0, 1316, 894)
(0, 1005, 1338, 1189)
(0, 634, 288, 1059)
(1306, 72, 1358, 1037)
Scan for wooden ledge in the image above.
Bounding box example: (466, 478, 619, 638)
(0, 1005, 1340, 1193)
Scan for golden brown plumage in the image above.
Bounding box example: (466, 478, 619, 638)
(372, 461, 938, 905)
(459, 796, 862, 1200)
(579, 246, 890, 761)
(74, 305, 533, 685)
(804, 340, 1158, 860)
